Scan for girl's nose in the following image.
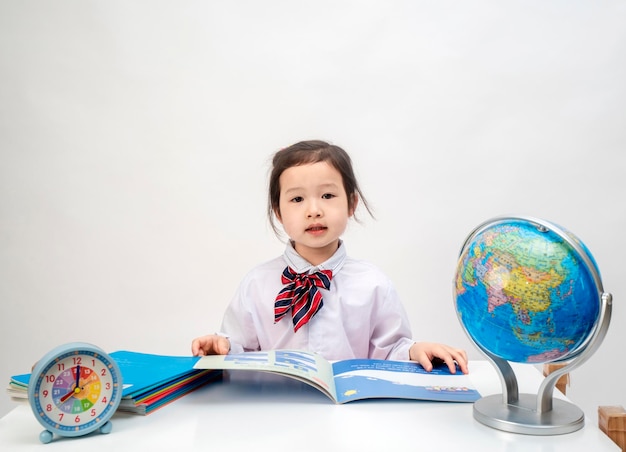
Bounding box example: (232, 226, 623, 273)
(306, 202, 322, 218)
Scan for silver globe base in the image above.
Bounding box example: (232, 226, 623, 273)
(474, 394, 584, 435)
(472, 292, 612, 436)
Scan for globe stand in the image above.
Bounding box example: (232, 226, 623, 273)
(474, 292, 612, 435)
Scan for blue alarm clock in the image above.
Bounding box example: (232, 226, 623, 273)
(27, 342, 123, 443)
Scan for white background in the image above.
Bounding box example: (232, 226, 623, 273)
(1, 0, 625, 424)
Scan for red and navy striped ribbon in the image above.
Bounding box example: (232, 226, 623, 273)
(274, 267, 333, 332)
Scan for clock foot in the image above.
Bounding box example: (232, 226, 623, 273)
(39, 430, 53, 444)
(100, 421, 112, 435)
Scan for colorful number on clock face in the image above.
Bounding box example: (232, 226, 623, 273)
(33, 350, 120, 433)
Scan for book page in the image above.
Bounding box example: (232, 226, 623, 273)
(332, 359, 480, 404)
(194, 350, 337, 401)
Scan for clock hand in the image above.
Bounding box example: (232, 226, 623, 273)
(59, 388, 77, 403)
(59, 365, 83, 403)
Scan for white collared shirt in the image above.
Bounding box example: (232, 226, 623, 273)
(221, 241, 414, 361)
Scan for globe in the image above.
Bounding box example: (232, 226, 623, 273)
(454, 216, 603, 364)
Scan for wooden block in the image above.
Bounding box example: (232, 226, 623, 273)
(599, 406, 626, 451)
(542, 363, 570, 394)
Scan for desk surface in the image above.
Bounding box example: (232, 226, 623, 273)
(0, 361, 619, 451)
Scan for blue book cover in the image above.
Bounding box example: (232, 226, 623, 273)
(109, 351, 209, 397)
(8, 351, 222, 414)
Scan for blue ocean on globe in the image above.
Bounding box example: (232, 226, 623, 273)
(454, 218, 601, 364)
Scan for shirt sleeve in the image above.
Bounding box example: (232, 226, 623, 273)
(219, 272, 261, 355)
(368, 279, 415, 361)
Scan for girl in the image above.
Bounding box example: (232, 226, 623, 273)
(192, 140, 468, 374)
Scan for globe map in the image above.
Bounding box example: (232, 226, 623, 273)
(454, 218, 601, 364)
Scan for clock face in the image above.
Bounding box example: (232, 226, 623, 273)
(30, 347, 121, 436)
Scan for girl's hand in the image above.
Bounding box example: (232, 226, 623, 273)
(191, 334, 231, 356)
(409, 342, 469, 374)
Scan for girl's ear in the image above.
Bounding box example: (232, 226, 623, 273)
(348, 194, 359, 217)
(274, 208, 283, 223)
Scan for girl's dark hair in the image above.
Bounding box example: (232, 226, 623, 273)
(267, 140, 373, 236)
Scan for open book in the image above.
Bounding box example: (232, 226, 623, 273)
(194, 349, 480, 403)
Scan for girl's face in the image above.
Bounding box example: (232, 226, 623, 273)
(276, 161, 356, 265)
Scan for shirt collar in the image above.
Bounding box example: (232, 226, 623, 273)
(283, 240, 347, 275)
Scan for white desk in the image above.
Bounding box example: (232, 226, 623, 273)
(0, 361, 619, 451)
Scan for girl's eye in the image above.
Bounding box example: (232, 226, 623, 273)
(322, 193, 335, 200)
(291, 196, 303, 203)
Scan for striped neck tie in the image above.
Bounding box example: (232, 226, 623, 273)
(274, 267, 333, 332)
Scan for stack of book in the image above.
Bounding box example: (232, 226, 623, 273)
(7, 351, 222, 415)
